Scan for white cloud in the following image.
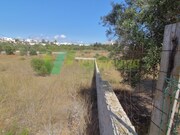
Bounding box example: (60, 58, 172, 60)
(54, 34, 66, 40)
(60, 34, 66, 39)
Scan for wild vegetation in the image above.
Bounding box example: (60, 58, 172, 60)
(102, 0, 180, 74)
(0, 46, 161, 135)
(101, 2, 179, 134)
(31, 56, 53, 76)
(0, 52, 99, 135)
(4, 45, 15, 55)
(0, 1, 178, 134)
(0, 42, 112, 55)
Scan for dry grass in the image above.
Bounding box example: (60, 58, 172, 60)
(0, 50, 157, 135)
(76, 50, 109, 58)
(96, 60, 133, 91)
(0, 55, 95, 135)
(76, 50, 132, 90)
(75, 50, 154, 135)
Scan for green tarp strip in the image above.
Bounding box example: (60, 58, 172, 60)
(51, 52, 66, 74)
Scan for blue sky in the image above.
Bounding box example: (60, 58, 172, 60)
(0, 0, 123, 44)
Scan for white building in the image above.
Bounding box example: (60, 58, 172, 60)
(1, 37, 15, 43)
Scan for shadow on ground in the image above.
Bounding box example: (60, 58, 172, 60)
(114, 79, 156, 135)
(79, 74, 100, 135)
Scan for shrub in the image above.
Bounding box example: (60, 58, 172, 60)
(31, 58, 53, 76)
(29, 48, 37, 55)
(114, 59, 141, 87)
(94, 53, 100, 58)
(4, 45, 15, 55)
(46, 50, 52, 55)
(20, 48, 27, 56)
(44, 55, 54, 73)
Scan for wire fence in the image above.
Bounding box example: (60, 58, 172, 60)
(160, 77, 180, 135)
(149, 22, 180, 135)
(114, 49, 180, 135)
(113, 46, 157, 134)
(114, 22, 180, 135)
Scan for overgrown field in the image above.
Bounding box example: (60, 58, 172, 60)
(76, 50, 154, 135)
(76, 50, 124, 90)
(0, 49, 156, 135)
(0, 54, 98, 135)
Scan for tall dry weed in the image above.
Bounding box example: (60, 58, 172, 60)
(0, 56, 94, 135)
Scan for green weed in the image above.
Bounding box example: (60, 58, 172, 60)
(5, 128, 29, 135)
(79, 61, 94, 71)
(31, 57, 53, 76)
(64, 51, 75, 65)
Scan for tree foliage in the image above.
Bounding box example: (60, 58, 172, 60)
(20, 47, 28, 56)
(4, 45, 15, 55)
(102, 0, 180, 71)
(0, 42, 112, 55)
(29, 48, 37, 55)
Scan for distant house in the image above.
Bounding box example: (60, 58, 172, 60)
(1, 37, 15, 43)
(25, 39, 39, 45)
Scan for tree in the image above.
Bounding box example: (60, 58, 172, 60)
(4, 45, 15, 55)
(102, 0, 180, 71)
(41, 39, 46, 43)
(54, 40, 57, 44)
(15, 38, 20, 43)
(20, 47, 28, 56)
(29, 48, 37, 55)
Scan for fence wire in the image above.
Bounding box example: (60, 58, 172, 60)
(113, 45, 180, 135)
(159, 77, 180, 135)
(113, 46, 157, 135)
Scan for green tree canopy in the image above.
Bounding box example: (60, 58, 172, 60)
(102, 0, 180, 70)
(4, 45, 15, 55)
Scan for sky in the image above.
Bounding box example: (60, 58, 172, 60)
(0, 0, 123, 44)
